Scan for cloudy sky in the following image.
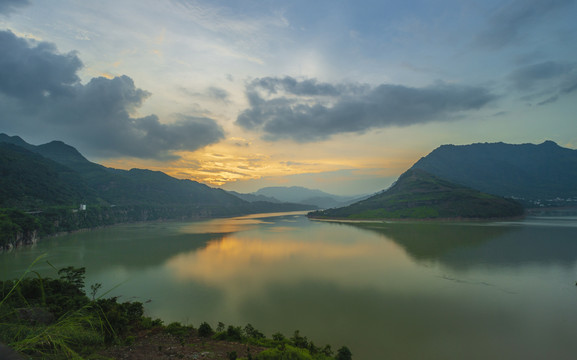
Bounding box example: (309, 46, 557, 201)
(1, 0, 576, 195)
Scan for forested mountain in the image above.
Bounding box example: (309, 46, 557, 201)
(308, 169, 524, 220)
(0, 143, 100, 209)
(0, 134, 314, 248)
(0, 133, 315, 211)
(410, 141, 577, 202)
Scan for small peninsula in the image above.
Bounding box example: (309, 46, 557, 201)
(307, 169, 524, 220)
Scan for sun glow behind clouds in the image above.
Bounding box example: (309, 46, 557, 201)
(4, 0, 575, 194)
(100, 132, 414, 193)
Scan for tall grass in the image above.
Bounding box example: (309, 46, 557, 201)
(0, 255, 106, 359)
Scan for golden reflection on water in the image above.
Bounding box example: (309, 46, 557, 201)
(178, 212, 307, 234)
(166, 224, 410, 299)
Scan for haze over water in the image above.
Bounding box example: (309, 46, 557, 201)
(2, 212, 577, 359)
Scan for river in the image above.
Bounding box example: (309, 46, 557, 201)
(2, 211, 577, 359)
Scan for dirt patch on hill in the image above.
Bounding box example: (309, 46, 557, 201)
(98, 328, 266, 360)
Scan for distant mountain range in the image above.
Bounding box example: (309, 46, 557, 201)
(0, 133, 313, 215)
(411, 141, 577, 202)
(242, 186, 369, 209)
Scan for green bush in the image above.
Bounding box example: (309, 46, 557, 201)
(335, 346, 352, 360)
(166, 322, 192, 337)
(256, 345, 313, 360)
(198, 322, 214, 338)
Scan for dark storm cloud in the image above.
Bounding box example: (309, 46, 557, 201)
(252, 76, 360, 96)
(475, 0, 574, 50)
(0, 0, 30, 15)
(0, 30, 82, 101)
(236, 77, 497, 142)
(0, 30, 224, 159)
(508, 60, 577, 105)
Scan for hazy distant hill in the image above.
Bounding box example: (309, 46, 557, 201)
(0, 133, 313, 214)
(411, 141, 577, 201)
(252, 186, 368, 208)
(308, 169, 524, 220)
(227, 191, 282, 203)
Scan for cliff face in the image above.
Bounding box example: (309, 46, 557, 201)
(1, 230, 39, 251)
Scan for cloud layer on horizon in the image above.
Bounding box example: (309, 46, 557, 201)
(0, 30, 224, 159)
(236, 76, 498, 142)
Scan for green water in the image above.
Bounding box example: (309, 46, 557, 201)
(2, 212, 577, 359)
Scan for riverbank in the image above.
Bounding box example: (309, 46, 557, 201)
(308, 214, 526, 223)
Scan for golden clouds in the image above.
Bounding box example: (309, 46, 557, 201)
(98, 129, 421, 192)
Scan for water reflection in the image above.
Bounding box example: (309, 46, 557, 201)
(159, 215, 577, 360)
(166, 224, 411, 300)
(179, 212, 309, 234)
(3, 213, 577, 359)
(345, 219, 577, 270)
(0, 223, 224, 278)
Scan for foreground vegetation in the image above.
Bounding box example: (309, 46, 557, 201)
(0, 260, 352, 359)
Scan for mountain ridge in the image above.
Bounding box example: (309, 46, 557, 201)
(410, 140, 577, 202)
(0, 133, 315, 213)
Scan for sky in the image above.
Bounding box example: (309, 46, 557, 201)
(1, 0, 576, 195)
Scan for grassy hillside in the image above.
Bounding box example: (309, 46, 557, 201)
(308, 169, 524, 220)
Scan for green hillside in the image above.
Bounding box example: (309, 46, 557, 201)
(0, 143, 101, 209)
(0, 134, 314, 249)
(0, 134, 313, 212)
(410, 141, 577, 202)
(308, 169, 524, 220)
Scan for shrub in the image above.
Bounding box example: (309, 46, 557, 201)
(166, 322, 191, 337)
(256, 345, 313, 360)
(244, 323, 265, 339)
(198, 322, 214, 338)
(226, 325, 243, 341)
(336, 346, 352, 360)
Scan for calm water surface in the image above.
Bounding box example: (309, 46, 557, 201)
(2, 212, 577, 359)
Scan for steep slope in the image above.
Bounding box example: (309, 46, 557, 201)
(0, 143, 99, 208)
(308, 169, 524, 220)
(411, 141, 577, 201)
(0, 134, 314, 215)
(0, 134, 244, 207)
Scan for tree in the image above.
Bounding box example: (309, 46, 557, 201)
(217, 321, 225, 332)
(58, 266, 86, 289)
(244, 323, 264, 339)
(336, 346, 352, 360)
(198, 322, 214, 338)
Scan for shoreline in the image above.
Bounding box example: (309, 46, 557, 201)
(307, 215, 527, 223)
(0, 210, 313, 253)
